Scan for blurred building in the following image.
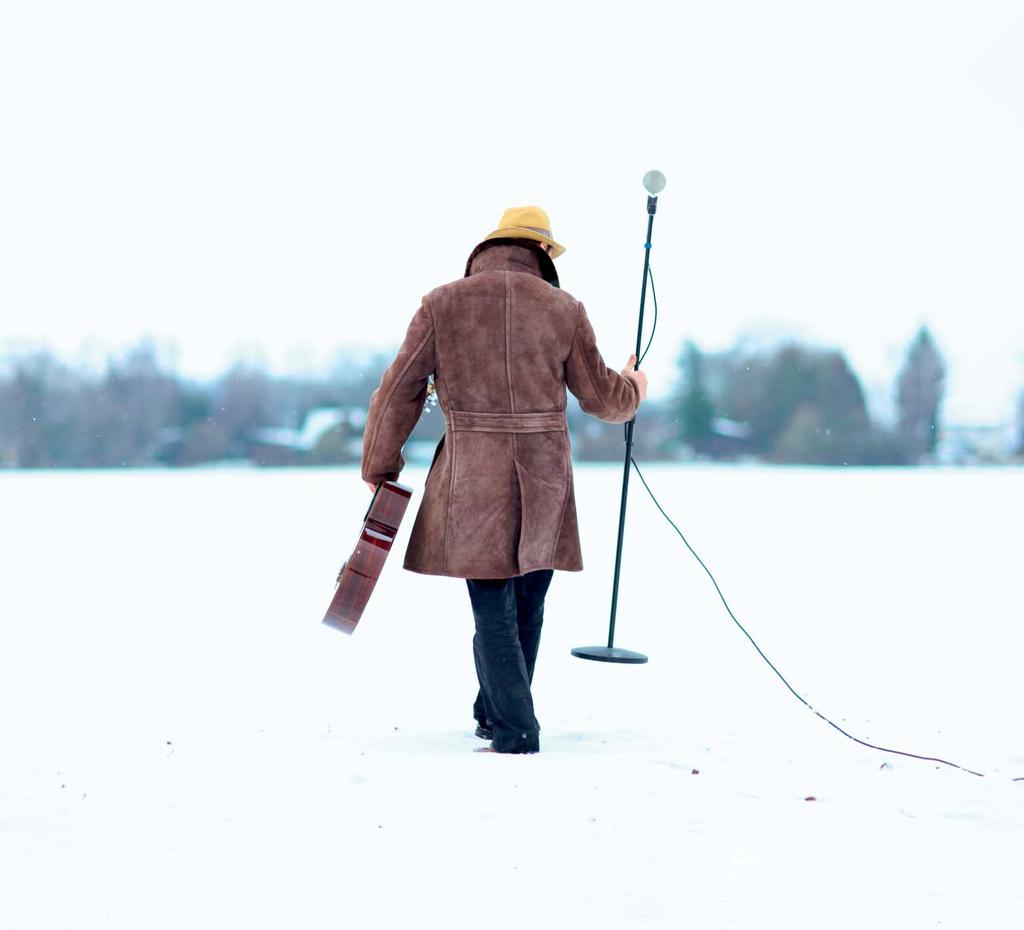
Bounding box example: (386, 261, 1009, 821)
(935, 423, 1017, 465)
(248, 406, 362, 465)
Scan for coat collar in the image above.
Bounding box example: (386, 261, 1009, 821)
(464, 239, 560, 288)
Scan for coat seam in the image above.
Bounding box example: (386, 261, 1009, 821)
(427, 295, 450, 402)
(443, 422, 455, 574)
(505, 272, 516, 415)
(506, 272, 524, 572)
(421, 295, 453, 573)
(569, 300, 583, 355)
(412, 295, 451, 573)
(551, 428, 572, 561)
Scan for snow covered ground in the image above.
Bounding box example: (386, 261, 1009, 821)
(2, 463, 1022, 928)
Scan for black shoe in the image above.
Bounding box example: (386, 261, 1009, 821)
(475, 722, 493, 740)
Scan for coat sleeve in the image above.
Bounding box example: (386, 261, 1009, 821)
(564, 300, 640, 424)
(361, 301, 436, 484)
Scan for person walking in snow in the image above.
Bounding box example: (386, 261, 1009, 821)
(361, 205, 648, 753)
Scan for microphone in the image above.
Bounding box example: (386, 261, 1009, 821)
(643, 170, 666, 196)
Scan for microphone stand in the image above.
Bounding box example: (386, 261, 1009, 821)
(572, 179, 662, 664)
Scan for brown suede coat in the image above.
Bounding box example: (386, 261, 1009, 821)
(361, 239, 640, 579)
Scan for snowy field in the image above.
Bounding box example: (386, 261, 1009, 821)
(2, 463, 1022, 928)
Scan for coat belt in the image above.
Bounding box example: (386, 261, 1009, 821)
(448, 409, 567, 433)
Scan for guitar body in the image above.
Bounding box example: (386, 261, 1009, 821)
(322, 480, 414, 635)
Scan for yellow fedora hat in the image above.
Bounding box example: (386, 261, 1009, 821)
(483, 205, 566, 259)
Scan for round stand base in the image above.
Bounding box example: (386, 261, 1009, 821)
(571, 645, 648, 664)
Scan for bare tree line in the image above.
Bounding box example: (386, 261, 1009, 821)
(676, 326, 958, 465)
(0, 328, 1019, 468)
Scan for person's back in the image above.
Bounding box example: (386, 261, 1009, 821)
(429, 240, 641, 421)
(360, 205, 647, 753)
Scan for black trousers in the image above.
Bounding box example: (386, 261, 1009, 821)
(466, 568, 554, 753)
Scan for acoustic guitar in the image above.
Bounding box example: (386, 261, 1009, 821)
(321, 479, 414, 634)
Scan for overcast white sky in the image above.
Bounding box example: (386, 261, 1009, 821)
(1, 1, 1022, 424)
